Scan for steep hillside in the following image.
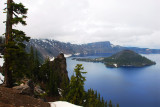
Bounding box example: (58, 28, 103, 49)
(25, 39, 82, 59)
(26, 39, 160, 60)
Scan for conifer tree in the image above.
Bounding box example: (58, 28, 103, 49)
(98, 93, 101, 101)
(105, 101, 108, 107)
(65, 64, 87, 105)
(61, 73, 69, 97)
(4, 0, 30, 87)
(39, 58, 59, 96)
(28, 46, 35, 78)
(33, 50, 40, 81)
(0, 36, 5, 53)
(117, 104, 119, 107)
(27, 46, 40, 82)
(109, 100, 112, 107)
(101, 97, 104, 107)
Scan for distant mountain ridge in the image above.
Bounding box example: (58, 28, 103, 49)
(25, 39, 160, 60)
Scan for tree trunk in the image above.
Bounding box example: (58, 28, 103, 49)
(4, 0, 13, 87)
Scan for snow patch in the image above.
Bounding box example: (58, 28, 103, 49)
(49, 101, 82, 107)
(0, 54, 4, 84)
(0, 73, 4, 84)
(58, 88, 62, 96)
(0, 54, 4, 67)
(111, 44, 115, 48)
(42, 39, 47, 43)
(64, 54, 72, 58)
(74, 53, 80, 56)
(113, 63, 118, 67)
(50, 57, 55, 61)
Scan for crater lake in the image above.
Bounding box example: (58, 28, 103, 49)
(67, 54, 160, 107)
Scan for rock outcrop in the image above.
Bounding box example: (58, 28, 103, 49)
(51, 53, 69, 88)
(13, 79, 34, 96)
(13, 79, 46, 97)
(55, 53, 68, 75)
(34, 85, 45, 95)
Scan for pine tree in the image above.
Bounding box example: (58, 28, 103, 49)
(95, 90, 98, 99)
(117, 104, 119, 107)
(109, 100, 112, 107)
(28, 46, 35, 78)
(105, 101, 108, 107)
(61, 73, 69, 97)
(98, 93, 101, 101)
(27, 46, 40, 82)
(65, 64, 87, 105)
(39, 58, 59, 96)
(33, 50, 40, 81)
(39, 58, 50, 85)
(101, 97, 104, 107)
(4, 0, 13, 87)
(4, 0, 30, 87)
(0, 36, 5, 54)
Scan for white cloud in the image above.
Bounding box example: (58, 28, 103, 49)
(0, 0, 160, 48)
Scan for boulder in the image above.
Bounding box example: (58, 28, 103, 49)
(13, 79, 34, 96)
(34, 85, 45, 95)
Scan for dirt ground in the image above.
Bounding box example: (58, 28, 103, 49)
(0, 86, 50, 107)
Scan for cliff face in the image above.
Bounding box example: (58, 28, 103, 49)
(55, 53, 68, 75)
(51, 53, 69, 88)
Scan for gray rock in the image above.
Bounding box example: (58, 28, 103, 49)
(34, 85, 45, 95)
(13, 79, 34, 96)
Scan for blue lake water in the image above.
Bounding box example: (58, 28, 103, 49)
(67, 54, 160, 107)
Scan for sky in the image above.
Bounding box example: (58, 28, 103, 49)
(0, 0, 160, 49)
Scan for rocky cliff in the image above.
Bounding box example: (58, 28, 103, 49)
(51, 53, 69, 88)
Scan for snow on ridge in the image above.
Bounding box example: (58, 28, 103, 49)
(49, 101, 82, 107)
(111, 44, 116, 48)
(74, 53, 80, 56)
(64, 54, 72, 58)
(42, 40, 47, 43)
